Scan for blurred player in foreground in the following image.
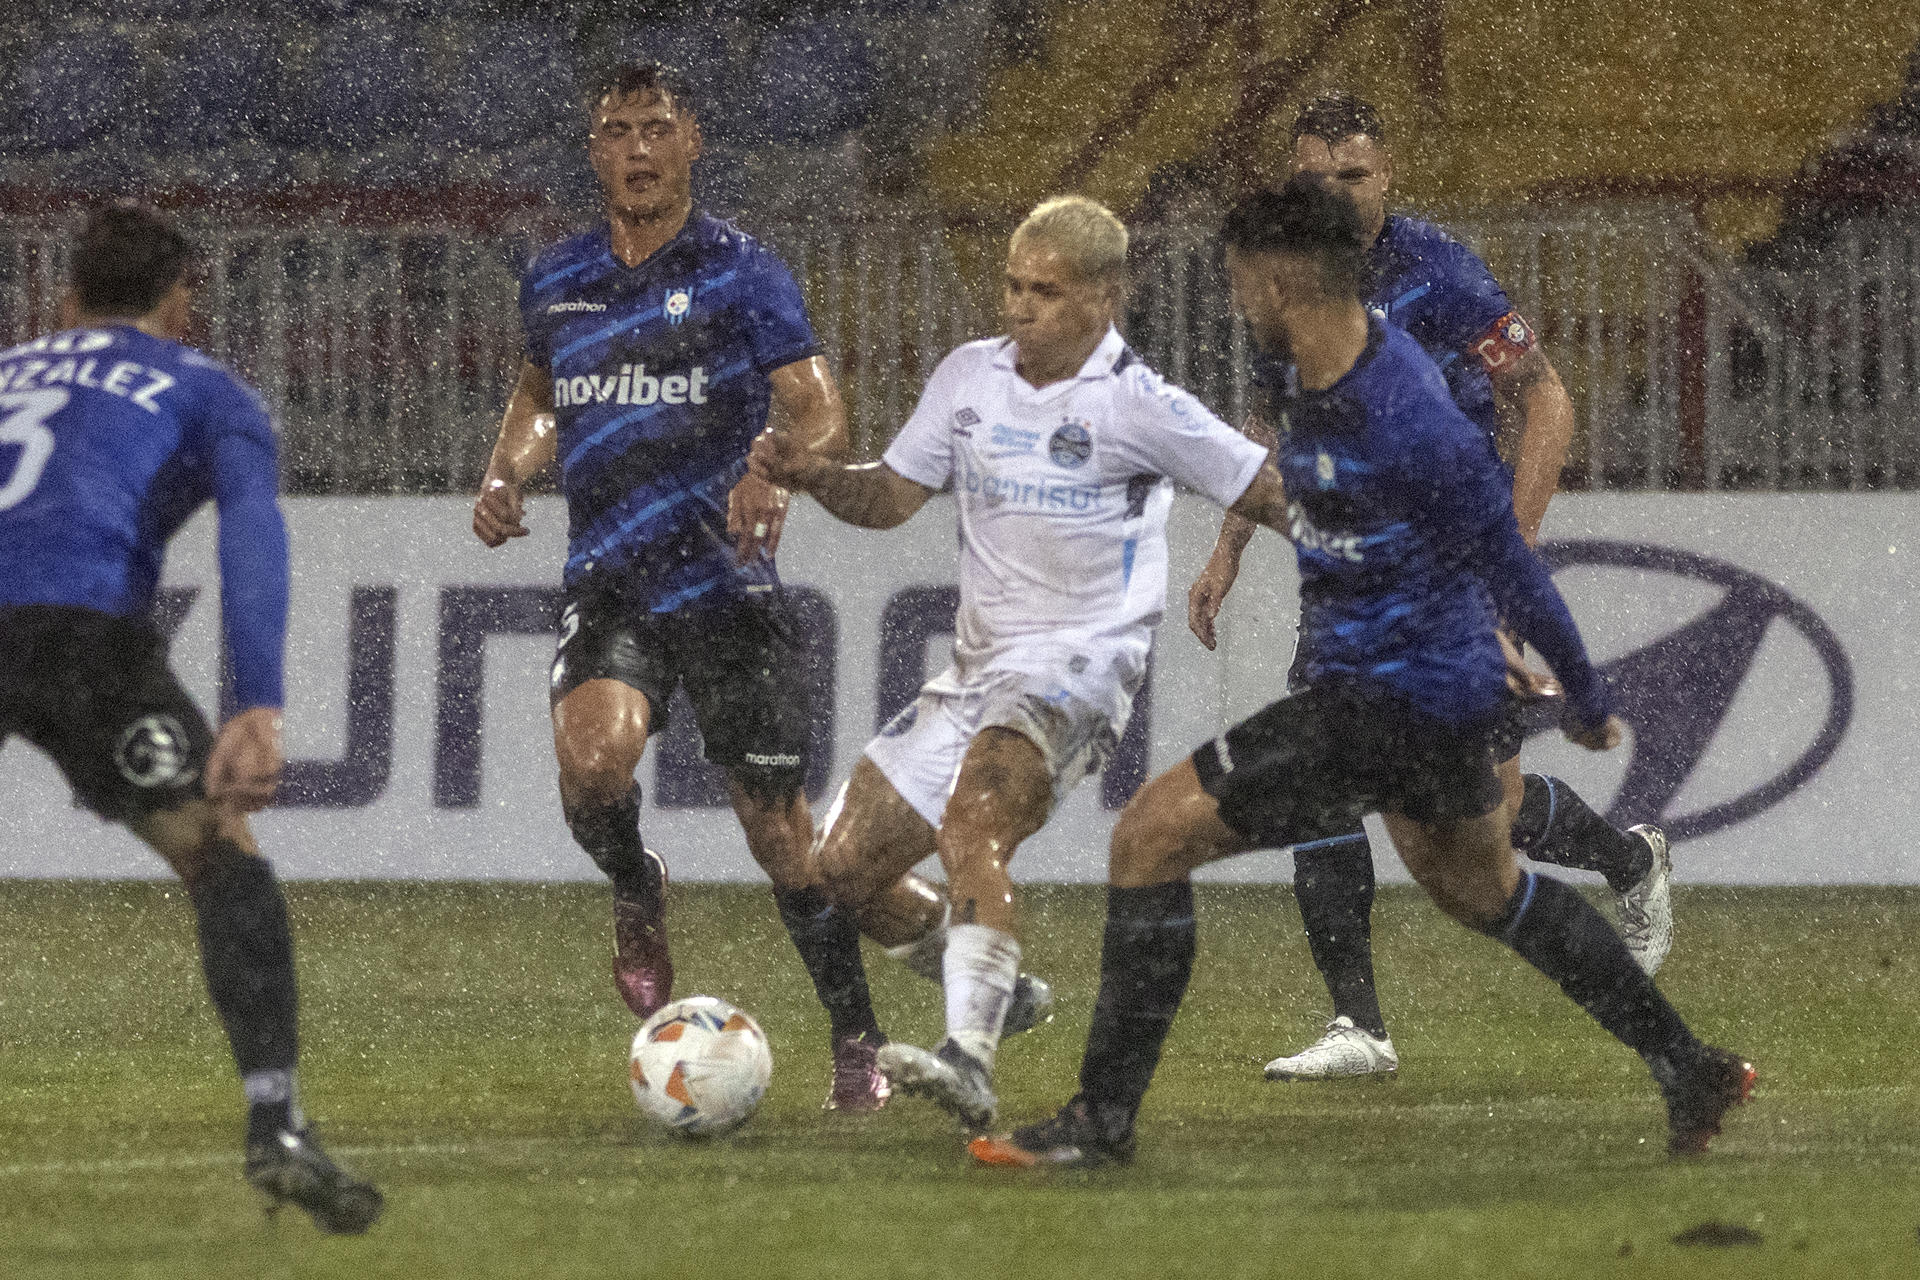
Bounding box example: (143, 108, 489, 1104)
(974, 178, 1752, 1168)
(1190, 91, 1674, 1082)
(472, 63, 889, 1108)
(752, 196, 1290, 1131)
(0, 205, 381, 1232)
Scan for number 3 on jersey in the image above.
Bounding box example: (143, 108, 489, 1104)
(0, 388, 67, 512)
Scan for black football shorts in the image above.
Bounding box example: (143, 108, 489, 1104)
(1288, 626, 1528, 765)
(549, 586, 810, 777)
(0, 605, 215, 823)
(1192, 680, 1506, 847)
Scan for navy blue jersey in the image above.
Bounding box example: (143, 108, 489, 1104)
(519, 212, 820, 612)
(1272, 317, 1605, 728)
(1256, 213, 1527, 449)
(0, 325, 288, 708)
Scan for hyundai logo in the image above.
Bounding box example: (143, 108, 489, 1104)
(1532, 541, 1854, 841)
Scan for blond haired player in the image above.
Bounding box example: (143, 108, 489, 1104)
(751, 196, 1292, 1129)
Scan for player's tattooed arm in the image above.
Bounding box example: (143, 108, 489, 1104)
(732, 357, 853, 562)
(1488, 344, 1574, 546)
(473, 360, 557, 548)
(1189, 411, 1279, 650)
(748, 431, 934, 530)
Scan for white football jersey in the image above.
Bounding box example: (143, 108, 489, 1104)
(883, 326, 1267, 662)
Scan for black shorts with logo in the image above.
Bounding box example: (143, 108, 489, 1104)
(549, 586, 810, 778)
(1192, 680, 1506, 848)
(0, 605, 215, 823)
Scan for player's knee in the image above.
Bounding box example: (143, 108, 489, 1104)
(555, 732, 641, 806)
(1405, 858, 1500, 929)
(1109, 795, 1190, 885)
(816, 825, 881, 910)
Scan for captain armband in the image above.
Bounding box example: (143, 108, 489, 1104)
(1469, 311, 1537, 374)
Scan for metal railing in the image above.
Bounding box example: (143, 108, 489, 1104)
(3, 206, 1916, 493)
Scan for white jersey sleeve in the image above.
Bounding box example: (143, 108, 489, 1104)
(882, 346, 973, 491)
(1108, 365, 1267, 508)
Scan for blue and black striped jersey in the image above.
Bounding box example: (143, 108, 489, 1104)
(519, 212, 820, 613)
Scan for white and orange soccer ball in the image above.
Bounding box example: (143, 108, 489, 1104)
(627, 996, 772, 1136)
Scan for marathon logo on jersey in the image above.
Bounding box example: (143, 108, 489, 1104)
(1286, 501, 1364, 563)
(552, 364, 710, 408)
(546, 301, 607, 314)
(113, 714, 196, 789)
(1049, 420, 1093, 468)
(664, 287, 694, 326)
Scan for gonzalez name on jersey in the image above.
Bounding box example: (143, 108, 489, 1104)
(0, 325, 287, 709)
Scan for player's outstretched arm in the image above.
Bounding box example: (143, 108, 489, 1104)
(473, 360, 556, 548)
(730, 357, 850, 563)
(1190, 411, 1278, 649)
(749, 430, 933, 530)
(206, 393, 291, 809)
(1490, 346, 1575, 545)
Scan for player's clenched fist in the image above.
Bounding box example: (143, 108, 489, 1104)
(1562, 710, 1624, 752)
(205, 706, 285, 812)
(472, 476, 529, 547)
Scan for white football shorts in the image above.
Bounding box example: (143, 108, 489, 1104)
(862, 639, 1147, 829)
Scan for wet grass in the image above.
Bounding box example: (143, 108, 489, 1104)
(2, 881, 1917, 1279)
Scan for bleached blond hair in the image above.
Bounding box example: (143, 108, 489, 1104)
(1010, 195, 1129, 289)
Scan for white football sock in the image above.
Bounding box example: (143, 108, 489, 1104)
(884, 900, 950, 984)
(942, 923, 1020, 1071)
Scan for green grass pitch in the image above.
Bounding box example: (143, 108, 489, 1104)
(3, 881, 1917, 1279)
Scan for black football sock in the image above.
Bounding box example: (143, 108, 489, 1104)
(773, 885, 883, 1043)
(565, 786, 662, 910)
(1077, 881, 1197, 1131)
(187, 840, 302, 1143)
(1510, 774, 1653, 893)
(1480, 871, 1698, 1066)
(1292, 833, 1387, 1037)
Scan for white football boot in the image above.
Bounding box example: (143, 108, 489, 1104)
(1618, 824, 1674, 975)
(876, 1039, 997, 1130)
(1263, 1016, 1398, 1081)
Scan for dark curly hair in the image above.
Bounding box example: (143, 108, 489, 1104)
(1220, 174, 1368, 297)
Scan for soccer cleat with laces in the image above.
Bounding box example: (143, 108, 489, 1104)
(1263, 1015, 1399, 1081)
(875, 1039, 996, 1130)
(968, 1095, 1136, 1169)
(1657, 1045, 1756, 1156)
(1618, 825, 1674, 975)
(1003, 972, 1055, 1036)
(824, 1033, 891, 1112)
(244, 1128, 384, 1235)
(612, 850, 673, 1019)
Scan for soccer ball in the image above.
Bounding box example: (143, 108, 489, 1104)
(627, 996, 772, 1136)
